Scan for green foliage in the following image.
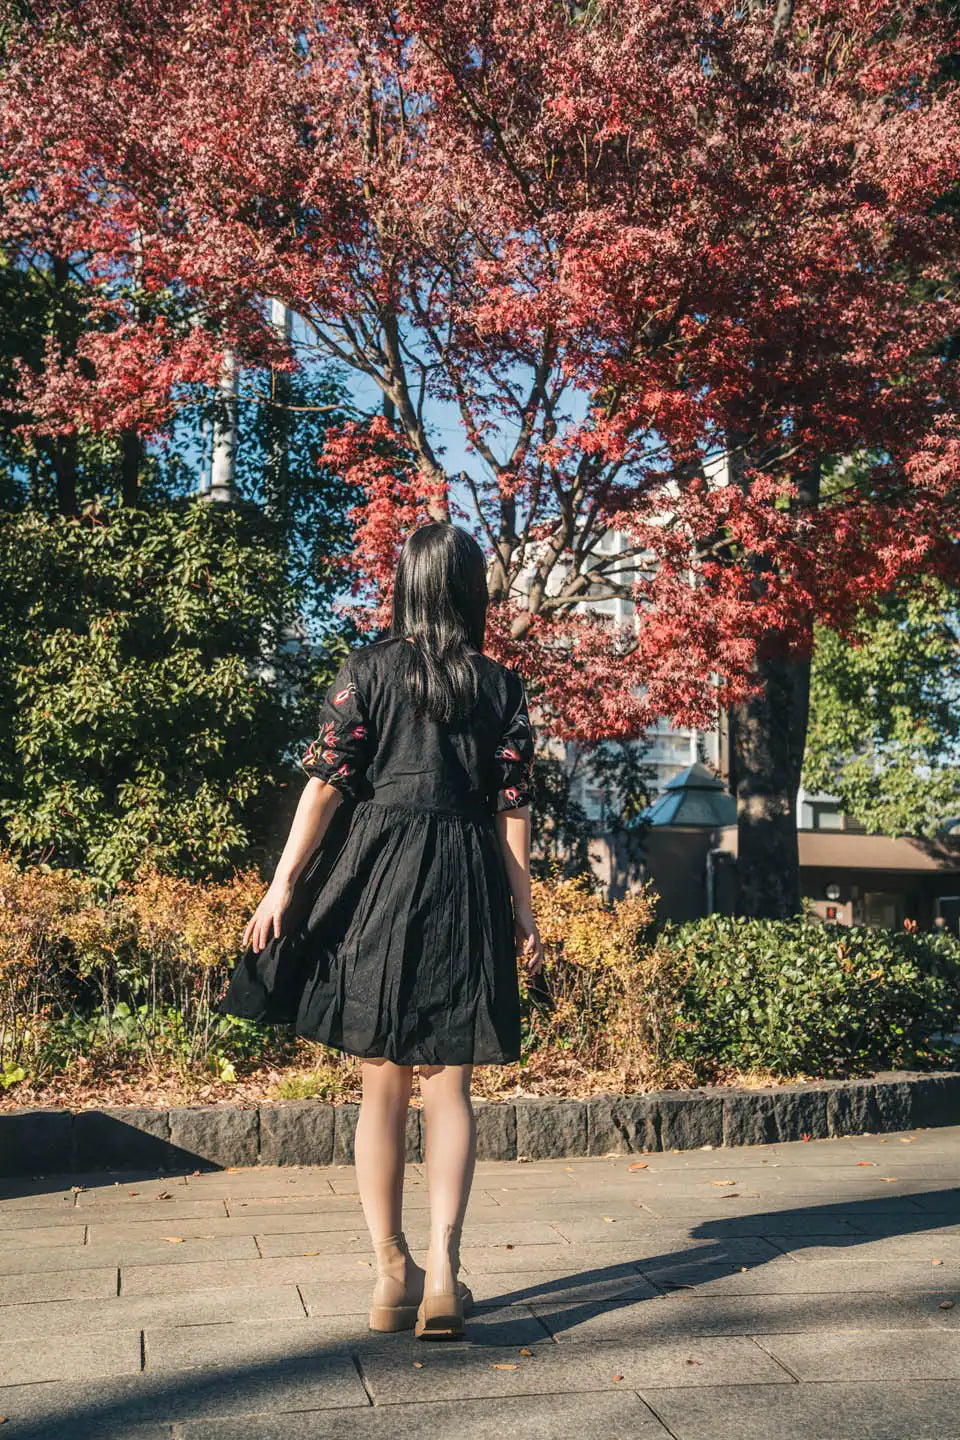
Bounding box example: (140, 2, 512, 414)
(656, 914, 960, 1078)
(804, 576, 960, 836)
(0, 500, 338, 882)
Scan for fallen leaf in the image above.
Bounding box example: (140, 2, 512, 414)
(628, 1162, 648, 1171)
(504, 1243, 514, 1249)
(412, 1360, 423, 1368)
(602, 1217, 616, 1223)
(856, 1162, 876, 1167)
(612, 1374, 625, 1382)
(933, 1259, 944, 1266)
(900, 1137, 916, 1144)
(492, 1363, 520, 1370)
(719, 1193, 741, 1199)
(127, 1192, 139, 1197)
(801, 1132, 812, 1142)
(939, 1300, 954, 1310)
(161, 1237, 184, 1244)
(357, 1259, 371, 1266)
(302, 1251, 320, 1257)
(741, 1266, 750, 1272)
(519, 1347, 533, 1357)
(711, 1179, 736, 1187)
(880, 1177, 899, 1183)
(685, 1358, 700, 1366)
(157, 1192, 172, 1200)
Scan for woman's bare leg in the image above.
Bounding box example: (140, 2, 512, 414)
(355, 1058, 413, 1242)
(416, 1063, 475, 1334)
(419, 1063, 476, 1228)
(356, 1058, 424, 1329)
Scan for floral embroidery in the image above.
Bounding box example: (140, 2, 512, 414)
(333, 685, 354, 707)
(503, 786, 520, 804)
(496, 744, 521, 761)
(321, 748, 338, 764)
(350, 723, 367, 739)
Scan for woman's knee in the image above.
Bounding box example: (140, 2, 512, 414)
(361, 1058, 413, 1098)
(419, 1062, 473, 1096)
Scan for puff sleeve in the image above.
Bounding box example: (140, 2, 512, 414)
(493, 672, 536, 813)
(299, 654, 373, 802)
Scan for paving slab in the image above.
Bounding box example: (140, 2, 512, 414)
(0, 1360, 368, 1435)
(0, 1223, 86, 1248)
(0, 1327, 142, 1386)
(118, 1253, 381, 1298)
(758, 1328, 960, 1381)
(460, 1267, 664, 1306)
(529, 1291, 935, 1341)
(176, 1391, 670, 1439)
(0, 1286, 307, 1343)
(256, 1219, 561, 1259)
(640, 1258, 960, 1294)
(645, 1378, 960, 1439)
(358, 1335, 790, 1403)
(86, 1235, 261, 1267)
(0, 1265, 119, 1305)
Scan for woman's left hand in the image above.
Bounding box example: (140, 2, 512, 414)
(242, 877, 295, 954)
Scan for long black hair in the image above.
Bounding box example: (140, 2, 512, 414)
(390, 523, 488, 723)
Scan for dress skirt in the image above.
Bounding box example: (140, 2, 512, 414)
(219, 798, 523, 1066)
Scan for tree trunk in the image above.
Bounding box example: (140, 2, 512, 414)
(49, 434, 78, 517)
(119, 430, 141, 507)
(208, 348, 238, 504)
(728, 646, 813, 918)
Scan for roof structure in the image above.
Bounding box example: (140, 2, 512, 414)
(636, 762, 737, 828)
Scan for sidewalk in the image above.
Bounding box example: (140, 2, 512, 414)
(1, 1124, 959, 1438)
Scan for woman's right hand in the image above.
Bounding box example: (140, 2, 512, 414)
(242, 877, 295, 954)
(515, 908, 544, 978)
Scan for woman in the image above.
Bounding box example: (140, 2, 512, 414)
(220, 522, 543, 1340)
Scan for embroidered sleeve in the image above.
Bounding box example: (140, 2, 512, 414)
(494, 672, 536, 813)
(299, 655, 372, 801)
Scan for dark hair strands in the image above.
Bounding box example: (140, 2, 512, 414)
(390, 523, 489, 724)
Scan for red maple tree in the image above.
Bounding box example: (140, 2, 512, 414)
(3, 0, 959, 911)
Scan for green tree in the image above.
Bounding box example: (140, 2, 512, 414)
(0, 499, 347, 885)
(803, 578, 960, 838)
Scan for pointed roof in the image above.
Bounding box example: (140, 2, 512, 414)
(636, 761, 737, 828)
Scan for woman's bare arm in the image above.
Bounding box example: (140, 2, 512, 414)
(243, 778, 343, 954)
(494, 804, 544, 976)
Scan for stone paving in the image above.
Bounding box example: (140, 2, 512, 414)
(3, 1123, 960, 1437)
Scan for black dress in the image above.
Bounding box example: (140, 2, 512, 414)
(219, 637, 536, 1065)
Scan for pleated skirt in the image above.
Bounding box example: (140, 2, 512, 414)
(219, 799, 522, 1065)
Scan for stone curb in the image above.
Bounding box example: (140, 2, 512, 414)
(2, 1070, 959, 1177)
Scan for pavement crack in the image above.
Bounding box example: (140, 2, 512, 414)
(748, 1333, 802, 1382)
(633, 1390, 684, 1439)
(352, 1351, 374, 1406)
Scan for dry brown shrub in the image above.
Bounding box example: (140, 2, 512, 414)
(522, 874, 698, 1090)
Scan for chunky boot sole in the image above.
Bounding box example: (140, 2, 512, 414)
(369, 1302, 419, 1332)
(414, 1284, 474, 1340)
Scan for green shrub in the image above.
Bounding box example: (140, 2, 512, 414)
(656, 914, 960, 1079)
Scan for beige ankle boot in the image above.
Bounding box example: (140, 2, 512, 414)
(369, 1232, 425, 1332)
(414, 1221, 474, 1340)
